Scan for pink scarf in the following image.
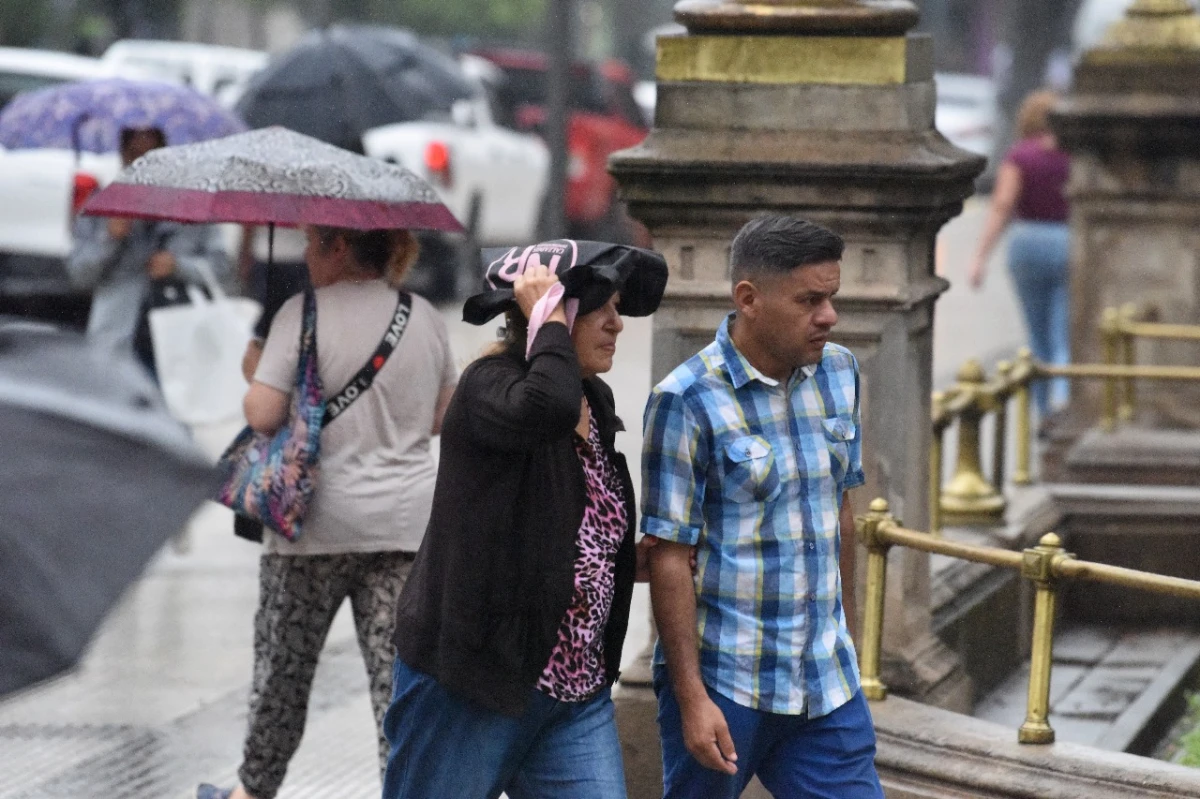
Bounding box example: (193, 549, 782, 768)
(526, 282, 579, 359)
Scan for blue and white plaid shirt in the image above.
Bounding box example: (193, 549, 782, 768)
(642, 314, 865, 716)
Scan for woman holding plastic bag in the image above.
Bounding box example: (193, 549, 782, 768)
(381, 240, 667, 799)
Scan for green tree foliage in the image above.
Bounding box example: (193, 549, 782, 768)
(360, 0, 547, 41)
(0, 0, 53, 47)
(1181, 693, 1200, 767)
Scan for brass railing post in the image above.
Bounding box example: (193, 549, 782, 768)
(1012, 348, 1033, 486)
(930, 392, 946, 537)
(940, 360, 1006, 525)
(993, 360, 1012, 492)
(858, 498, 894, 701)
(1100, 308, 1120, 431)
(1118, 303, 1138, 422)
(1018, 532, 1071, 744)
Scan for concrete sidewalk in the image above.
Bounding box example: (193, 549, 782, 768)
(0, 500, 388, 799)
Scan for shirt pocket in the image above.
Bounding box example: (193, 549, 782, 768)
(722, 435, 782, 504)
(821, 415, 856, 482)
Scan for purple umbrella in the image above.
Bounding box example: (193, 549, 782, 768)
(0, 77, 245, 153)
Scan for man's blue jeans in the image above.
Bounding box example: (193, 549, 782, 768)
(653, 665, 884, 799)
(1008, 220, 1071, 418)
(381, 657, 627, 799)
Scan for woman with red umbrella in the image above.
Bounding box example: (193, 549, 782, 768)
(197, 226, 457, 799)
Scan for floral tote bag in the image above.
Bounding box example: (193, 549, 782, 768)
(215, 288, 323, 541)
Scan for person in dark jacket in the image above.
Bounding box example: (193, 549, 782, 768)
(381, 239, 668, 799)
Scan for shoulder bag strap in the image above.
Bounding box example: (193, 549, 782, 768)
(321, 290, 413, 426)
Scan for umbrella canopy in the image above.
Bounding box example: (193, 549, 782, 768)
(235, 24, 474, 152)
(0, 77, 245, 153)
(80, 126, 464, 232)
(0, 318, 218, 697)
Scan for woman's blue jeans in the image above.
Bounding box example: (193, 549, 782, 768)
(1008, 220, 1071, 417)
(381, 658, 627, 799)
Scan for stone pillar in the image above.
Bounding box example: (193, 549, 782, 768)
(610, 2, 984, 764)
(1052, 0, 1200, 434)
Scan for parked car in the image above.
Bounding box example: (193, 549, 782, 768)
(1072, 0, 1136, 55)
(101, 40, 267, 107)
(362, 54, 549, 300)
(468, 48, 649, 243)
(0, 47, 110, 109)
(0, 49, 131, 323)
(935, 72, 996, 161)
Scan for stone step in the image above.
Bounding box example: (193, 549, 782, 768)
(972, 625, 1200, 754)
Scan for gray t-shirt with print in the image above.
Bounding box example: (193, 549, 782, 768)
(255, 279, 457, 555)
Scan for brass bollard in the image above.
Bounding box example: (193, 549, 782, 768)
(930, 391, 946, 537)
(1118, 303, 1139, 422)
(940, 360, 1007, 526)
(1018, 532, 1070, 744)
(1100, 308, 1120, 432)
(858, 498, 893, 702)
(1012, 348, 1034, 486)
(993, 361, 1012, 492)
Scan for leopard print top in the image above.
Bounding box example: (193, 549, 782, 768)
(536, 413, 628, 702)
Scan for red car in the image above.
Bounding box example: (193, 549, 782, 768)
(469, 48, 649, 244)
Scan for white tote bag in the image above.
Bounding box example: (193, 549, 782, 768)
(149, 262, 261, 426)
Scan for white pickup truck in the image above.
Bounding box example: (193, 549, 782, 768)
(361, 55, 549, 249)
(0, 48, 153, 323)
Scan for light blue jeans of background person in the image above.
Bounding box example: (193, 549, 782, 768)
(381, 658, 627, 799)
(1008, 220, 1071, 418)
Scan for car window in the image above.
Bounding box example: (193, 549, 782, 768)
(492, 66, 609, 116)
(602, 77, 645, 128)
(0, 72, 72, 108)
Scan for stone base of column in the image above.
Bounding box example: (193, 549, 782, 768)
(1043, 426, 1200, 487)
(882, 632, 974, 713)
(614, 685, 662, 799)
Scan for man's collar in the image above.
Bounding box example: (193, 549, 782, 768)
(717, 314, 818, 390)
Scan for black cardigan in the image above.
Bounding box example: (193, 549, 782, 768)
(392, 322, 638, 717)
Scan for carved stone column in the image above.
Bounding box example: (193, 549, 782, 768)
(1051, 0, 1200, 438)
(610, 7, 983, 777)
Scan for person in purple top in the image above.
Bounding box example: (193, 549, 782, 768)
(969, 90, 1072, 419)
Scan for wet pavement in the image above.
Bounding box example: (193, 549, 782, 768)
(0, 201, 1021, 798)
(0, 305, 658, 799)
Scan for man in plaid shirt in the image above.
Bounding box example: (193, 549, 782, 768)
(643, 216, 884, 798)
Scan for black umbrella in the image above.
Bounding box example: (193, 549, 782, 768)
(235, 24, 475, 152)
(0, 318, 218, 697)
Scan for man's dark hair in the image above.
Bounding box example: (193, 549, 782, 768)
(729, 215, 844, 284)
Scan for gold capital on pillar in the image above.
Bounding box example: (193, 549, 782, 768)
(1093, 0, 1200, 52)
(673, 0, 918, 35)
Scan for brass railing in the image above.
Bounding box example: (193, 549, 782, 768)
(930, 306, 1200, 534)
(1105, 302, 1200, 424)
(857, 497, 1200, 744)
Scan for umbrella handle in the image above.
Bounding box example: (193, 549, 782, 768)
(70, 113, 89, 166)
(191, 258, 228, 304)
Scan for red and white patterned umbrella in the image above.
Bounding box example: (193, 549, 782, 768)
(81, 126, 464, 232)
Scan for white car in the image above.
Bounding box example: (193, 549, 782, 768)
(0, 49, 130, 317)
(101, 40, 268, 107)
(1073, 0, 1138, 55)
(361, 55, 549, 249)
(0, 47, 111, 108)
(935, 72, 996, 161)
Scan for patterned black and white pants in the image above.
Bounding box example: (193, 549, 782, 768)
(238, 551, 414, 799)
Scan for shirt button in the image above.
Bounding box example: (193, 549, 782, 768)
(808, 593, 816, 602)
(807, 542, 815, 550)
